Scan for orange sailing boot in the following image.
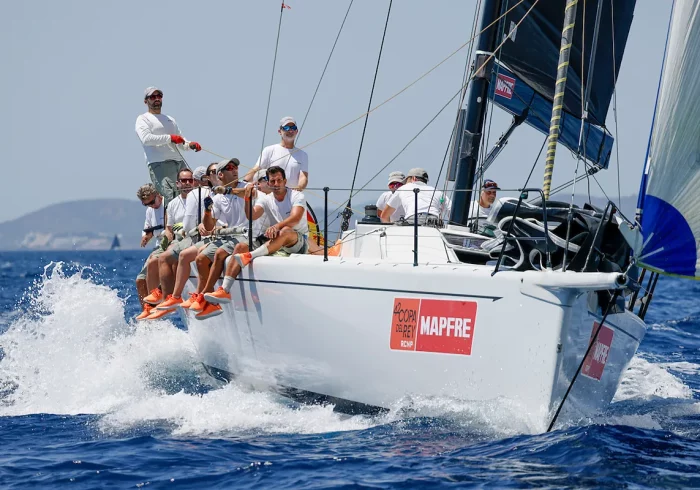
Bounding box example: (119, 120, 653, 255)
(145, 307, 177, 320)
(135, 304, 154, 321)
(234, 252, 253, 268)
(144, 288, 163, 305)
(204, 287, 231, 304)
(195, 302, 223, 320)
(179, 292, 199, 309)
(189, 293, 206, 312)
(157, 294, 183, 310)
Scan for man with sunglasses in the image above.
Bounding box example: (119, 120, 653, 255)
(135, 86, 202, 208)
(244, 116, 308, 190)
(468, 179, 500, 219)
(376, 171, 406, 223)
(134, 183, 166, 320)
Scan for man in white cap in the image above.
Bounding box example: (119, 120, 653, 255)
(381, 168, 451, 225)
(135, 86, 202, 207)
(244, 116, 308, 190)
(376, 171, 406, 222)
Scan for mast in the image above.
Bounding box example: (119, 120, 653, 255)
(450, 0, 503, 225)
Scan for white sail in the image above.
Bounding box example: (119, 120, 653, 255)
(639, 0, 700, 277)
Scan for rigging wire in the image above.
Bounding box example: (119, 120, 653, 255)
(259, 2, 286, 157)
(297, 0, 355, 142)
(340, 0, 393, 232)
(610, 0, 622, 206)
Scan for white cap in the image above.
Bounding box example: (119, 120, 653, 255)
(280, 116, 296, 127)
(254, 169, 268, 182)
(144, 86, 162, 98)
(193, 166, 207, 180)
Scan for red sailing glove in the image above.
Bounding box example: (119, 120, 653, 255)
(189, 141, 202, 152)
(170, 134, 185, 144)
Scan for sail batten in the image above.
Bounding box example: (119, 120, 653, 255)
(639, 0, 700, 278)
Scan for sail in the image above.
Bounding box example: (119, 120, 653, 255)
(497, 0, 636, 127)
(638, 0, 700, 278)
(110, 234, 121, 250)
(487, 63, 614, 167)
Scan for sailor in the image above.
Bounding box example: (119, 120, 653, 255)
(189, 158, 249, 319)
(468, 179, 499, 219)
(376, 171, 406, 222)
(243, 116, 308, 190)
(233, 166, 309, 270)
(155, 163, 221, 313)
(134, 184, 166, 320)
(203, 169, 273, 309)
(144, 168, 195, 320)
(135, 86, 201, 207)
(380, 168, 451, 225)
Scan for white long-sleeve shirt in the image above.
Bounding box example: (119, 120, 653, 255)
(135, 112, 191, 164)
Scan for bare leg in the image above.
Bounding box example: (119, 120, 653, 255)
(158, 252, 177, 297)
(146, 255, 160, 292)
(173, 246, 198, 298)
(195, 254, 212, 294)
(204, 248, 230, 293)
(264, 228, 299, 255)
(136, 278, 148, 306)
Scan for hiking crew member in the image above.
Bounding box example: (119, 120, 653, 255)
(233, 166, 309, 269)
(135, 86, 201, 207)
(381, 168, 452, 225)
(244, 116, 309, 190)
(469, 179, 500, 219)
(376, 171, 406, 222)
(135, 184, 165, 320)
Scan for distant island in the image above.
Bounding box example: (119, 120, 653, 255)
(0, 195, 639, 251)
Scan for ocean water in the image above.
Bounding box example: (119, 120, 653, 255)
(0, 250, 699, 489)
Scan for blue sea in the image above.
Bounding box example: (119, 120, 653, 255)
(1, 250, 699, 488)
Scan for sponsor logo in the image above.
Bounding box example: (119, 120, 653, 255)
(495, 73, 515, 99)
(390, 298, 478, 355)
(581, 322, 614, 381)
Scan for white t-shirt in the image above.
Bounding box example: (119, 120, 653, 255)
(256, 189, 308, 234)
(376, 190, 405, 222)
(386, 182, 452, 219)
(256, 144, 309, 189)
(135, 112, 191, 165)
(166, 194, 188, 227)
(252, 194, 272, 237)
(182, 187, 211, 233)
(468, 200, 492, 219)
(143, 204, 165, 237)
(212, 183, 248, 228)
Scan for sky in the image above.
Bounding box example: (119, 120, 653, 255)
(2, 0, 672, 223)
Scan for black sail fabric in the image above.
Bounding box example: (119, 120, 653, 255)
(497, 0, 636, 126)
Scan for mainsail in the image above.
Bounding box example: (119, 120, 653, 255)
(638, 0, 700, 278)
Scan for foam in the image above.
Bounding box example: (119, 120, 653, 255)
(614, 356, 694, 402)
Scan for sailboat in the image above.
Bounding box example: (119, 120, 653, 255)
(110, 234, 121, 251)
(179, 0, 668, 429)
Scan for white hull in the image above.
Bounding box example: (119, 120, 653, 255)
(183, 224, 646, 427)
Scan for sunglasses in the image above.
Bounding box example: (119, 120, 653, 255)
(147, 93, 163, 100)
(222, 164, 238, 172)
(389, 182, 403, 190)
(142, 196, 157, 206)
(258, 176, 269, 182)
(280, 125, 298, 131)
(179, 178, 194, 184)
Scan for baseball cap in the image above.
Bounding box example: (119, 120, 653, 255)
(254, 169, 268, 182)
(216, 158, 241, 172)
(144, 86, 162, 98)
(193, 166, 207, 180)
(406, 167, 429, 182)
(280, 116, 296, 127)
(388, 171, 405, 184)
(482, 179, 500, 190)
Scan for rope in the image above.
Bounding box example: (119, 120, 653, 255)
(341, 0, 393, 232)
(259, 2, 286, 157)
(297, 0, 354, 142)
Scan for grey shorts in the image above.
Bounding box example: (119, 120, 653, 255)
(170, 236, 193, 257)
(148, 159, 187, 208)
(136, 248, 165, 281)
(281, 231, 309, 255)
(200, 235, 249, 262)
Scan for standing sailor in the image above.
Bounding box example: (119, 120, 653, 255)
(135, 86, 201, 207)
(244, 116, 308, 190)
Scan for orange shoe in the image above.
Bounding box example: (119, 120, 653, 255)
(180, 292, 198, 309)
(145, 307, 177, 320)
(135, 304, 154, 320)
(144, 288, 163, 305)
(195, 302, 223, 320)
(157, 294, 183, 310)
(189, 293, 206, 312)
(234, 252, 253, 268)
(204, 287, 231, 304)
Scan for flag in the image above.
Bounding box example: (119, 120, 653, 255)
(282, 2, 291, 9)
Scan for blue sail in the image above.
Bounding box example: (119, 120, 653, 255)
(638, 0, 700, 278)
(487, 63, 614, 168)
